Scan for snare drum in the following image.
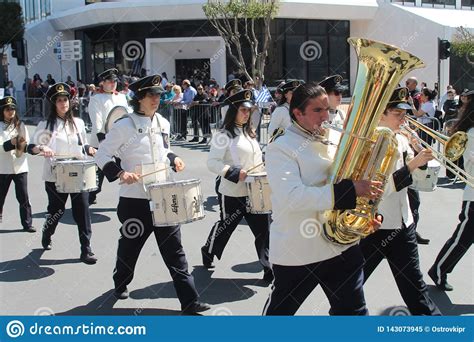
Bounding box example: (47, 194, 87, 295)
(147, 179, 205, 226)
(53, 159, 98, 193)
(246, 172, 272, 214)
(409, 159, 441, 192)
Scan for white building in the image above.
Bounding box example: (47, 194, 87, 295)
(7, 0, 474, 101)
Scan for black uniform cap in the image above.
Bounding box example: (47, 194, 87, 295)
(46, 83, 71, 103)
(461, 89, 474, 96)
(224, 79, 242, 93)
(0, 96, 17, 109)
(98, 68, 119, 81)
(128, 75, 164, 96)
(318, 75, 345, 93)
(387, 87, 411, 110)
(279, 80, 304, 93)
(225, 89, 255, 108)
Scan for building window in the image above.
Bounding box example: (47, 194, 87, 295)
(421, 0, 456, 7)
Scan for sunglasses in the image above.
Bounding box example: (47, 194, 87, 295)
(332, 90, 341, 96)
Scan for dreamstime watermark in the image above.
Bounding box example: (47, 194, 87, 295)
(122, 218, 145, 239)
(299, 218, 322, 239)
(299, 40, 323, 61)
(210, 130, 233, 150)
(388, 306, 411, 316)
(27, 32, 64, 70)
(34, 307, 55, 316)
(203, 47, 226, 71)
(380, 228, 401, 247)
(212, 307, 233, 316)
(116, 133, 140, 159)
(122, 41, 145, 61)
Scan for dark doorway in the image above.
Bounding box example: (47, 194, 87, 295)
(175, 59, 210, 86)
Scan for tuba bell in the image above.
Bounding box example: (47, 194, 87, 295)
(322, 37, 425, 245)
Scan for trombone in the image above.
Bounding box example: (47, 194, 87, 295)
(401, 117, 474, 187)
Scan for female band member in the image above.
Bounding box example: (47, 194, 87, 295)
(95, 75, 210, 314)
(0, 96, 34, 232)
(267, 80, 303, 138)
(29, 83, 97, 264)
(201, 89, 273, 282)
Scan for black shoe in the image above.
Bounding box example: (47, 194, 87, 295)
(428, 267, 453, 291)
(114, 287, 129, 300)
(416, 232, 430, 245)
(262, 270, 274, 283)
(80, 252, 98, 265)
(23, 226, 36, 233)
(89, 198, 97, 205)
(181, 301, 211, 315)
(201, 246, 214, 268)
(42, 233, 52, 250)
(189, 137, 199, 142)
(175, 135, 186, 141)
(198, 138, 208, 144)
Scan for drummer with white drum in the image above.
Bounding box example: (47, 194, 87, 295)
(29, 83, 98, 264)
(202, 89, 273, 283)
(88, 68, 130, 205)
(95, 74, 210, 314)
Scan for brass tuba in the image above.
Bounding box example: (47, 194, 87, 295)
(323, 37, 425, 245)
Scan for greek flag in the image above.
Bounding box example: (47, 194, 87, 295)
(256, 86, 272, 103)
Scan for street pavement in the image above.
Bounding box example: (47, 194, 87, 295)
(0, 125, 472, 316)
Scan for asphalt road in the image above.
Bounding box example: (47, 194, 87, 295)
(0, 126, 472, 316)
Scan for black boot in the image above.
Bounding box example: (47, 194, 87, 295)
(415, 232, 430, 245)
(428, 267, 453, 291)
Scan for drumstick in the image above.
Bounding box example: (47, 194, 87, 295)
(119, 166, 170, 185)
(246, 162, 264, 173)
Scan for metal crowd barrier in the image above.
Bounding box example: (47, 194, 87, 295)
(22, 97, 47, 120)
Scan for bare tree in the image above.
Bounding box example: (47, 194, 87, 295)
(203, 0, 279, 83)
(452, 26, 474, 65)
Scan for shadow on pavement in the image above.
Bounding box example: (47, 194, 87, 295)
(427, 285, 474, 315)
(32, 209, 111, 225)
(0, 249, 81, 282)
(57, 290, 181, 316)
(231, 261, 262, 274)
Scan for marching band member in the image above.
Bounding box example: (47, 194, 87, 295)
(220, 79, 242, 123)
(267, 80, 303, 138)
(429, 89, 474, 291)
(263, 82, 383, 315)
(88, 68, 129, 205)
(359, 87, 441, 315)
(95, 75, 210, 314)
(29, 83, 97, 264)
(319, 75, 346, 126)
(319, 75, 346, 157)
(0, 96, 34, 232)
(201, 89, 273, 282)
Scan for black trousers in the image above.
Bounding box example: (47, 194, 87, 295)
(407, 187, 420, 229)
(43, 182, 92, 254)
(360, 224, 441, 315)
(203, 191, 271, 274)
(431, 201, 474, 280)
(114, 197, 199, 309)
(0, 173, 33, 229)
(191, 108, 211, 137)
(178, 109, 189, 137)
(262, 246, 368, 316)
